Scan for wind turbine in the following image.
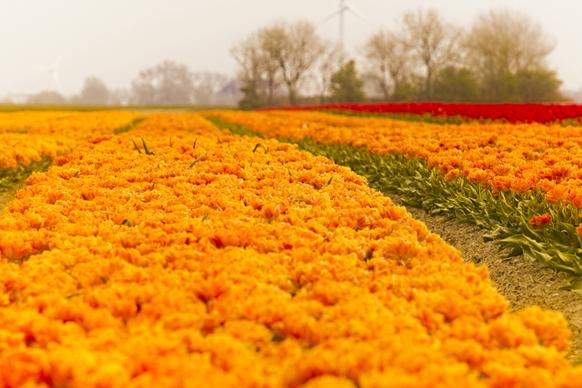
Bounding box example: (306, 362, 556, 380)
(320, 0, 365, 50)
(49, 56, 64, 93)
(29, 56, 65, 94)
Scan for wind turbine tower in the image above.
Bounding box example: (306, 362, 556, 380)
(50, 56, 64, 94)
(322, 0, 364, 50)
(339, 0, 347, 50)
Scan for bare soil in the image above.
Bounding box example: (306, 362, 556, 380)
(395, 199, 582, 363)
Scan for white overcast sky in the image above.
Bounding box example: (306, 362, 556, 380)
(1, 0, 580, 97)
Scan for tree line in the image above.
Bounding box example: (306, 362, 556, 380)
(232, 8, 564, 107)
(20, 8, 563, 107)
(25, 63, 238, 106)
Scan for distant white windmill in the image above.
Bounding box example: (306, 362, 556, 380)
(320, 0, 365, 50)
(49, 56, 64, 93)
(28, 56, 65, 95)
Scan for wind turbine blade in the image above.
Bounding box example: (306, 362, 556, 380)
(346, 4, 366, 21)
(50, 56, 64, 92)
(51, 72, 62, 92)
(318, 9, 341, 27)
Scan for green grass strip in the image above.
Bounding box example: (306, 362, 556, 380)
(323, 110, 469, 125)
(322, 109, 582, 128)
(208, 115, 582, 289)
(0, 156, 52, 196)
(113, 117, 146, 135)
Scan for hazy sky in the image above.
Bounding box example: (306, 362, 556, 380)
(1, 0, 580, 97)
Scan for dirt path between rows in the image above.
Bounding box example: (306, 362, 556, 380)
(393, 198, 582, 363)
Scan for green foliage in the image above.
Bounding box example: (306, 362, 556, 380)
(141, 137, 154, 155)
(326, 108, 582, 128)
(391, 80, 418, 102)
(325, 110, 468, 125)
(189, 153, 206, 168)
(479, 71, 520, 103)
(516, 68, 564, 103)
(0, 157, 52, 193)
(432, 66, 480, 102)
(329, 60, 366, 103)
(113, 117, 145, 135)
(477, 67, 565, 103)
(238, 81, 265, 109)
(206, 116, 265, 138)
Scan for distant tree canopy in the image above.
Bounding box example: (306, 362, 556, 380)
(27, 90, 67, 105)
(21, 64, 233, 107)
(232, 20, 326, 108)
(191, 72, 230, 105)
(18, 8, 563, 107)
(130, 61, 194, 105)
(431, 66, 480, 102)
(363, 30, 411, 101)
(233, 8, 564, 106)
(127, 62, 235, 106)
(316, 43, 346, 103)
(79, 77, 109, 105)
(516, 68, 563, 103)
(329, 60, 365, 103)
(464, 9, 559, 102)
(401, 8, 462, 100)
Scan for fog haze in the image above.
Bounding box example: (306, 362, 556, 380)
(1, 0, 579, 97)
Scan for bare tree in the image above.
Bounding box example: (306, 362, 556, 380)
(232, 27, 289, 106)
(464, 9, 556, 102)
(245, 21, 326, 104)
(314, 41, 346, 102)
(257, 25, 286, 104)
(276, 21, 325, 104)
(231, 33, 268, 107)
(401, 8, 461, 99)
(131, 60, 194, 105)
(363, 30, 412, 100)
(465, 10, 554, 77)
(231, 20, 325, 106)
(191, 72, 229, 105)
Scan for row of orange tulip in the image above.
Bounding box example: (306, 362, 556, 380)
(0, 112, 143, 170)
(0, 113, 580, 386)
(0, 134, 74, 170)
(0, 111, 74, 133)
(209, 110, 582, 229)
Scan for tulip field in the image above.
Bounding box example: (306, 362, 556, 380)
(2, 107, 582, 387)
(278, 102, 582, 124)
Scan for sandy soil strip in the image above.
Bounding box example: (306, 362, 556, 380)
(395, 198, 582, 363)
